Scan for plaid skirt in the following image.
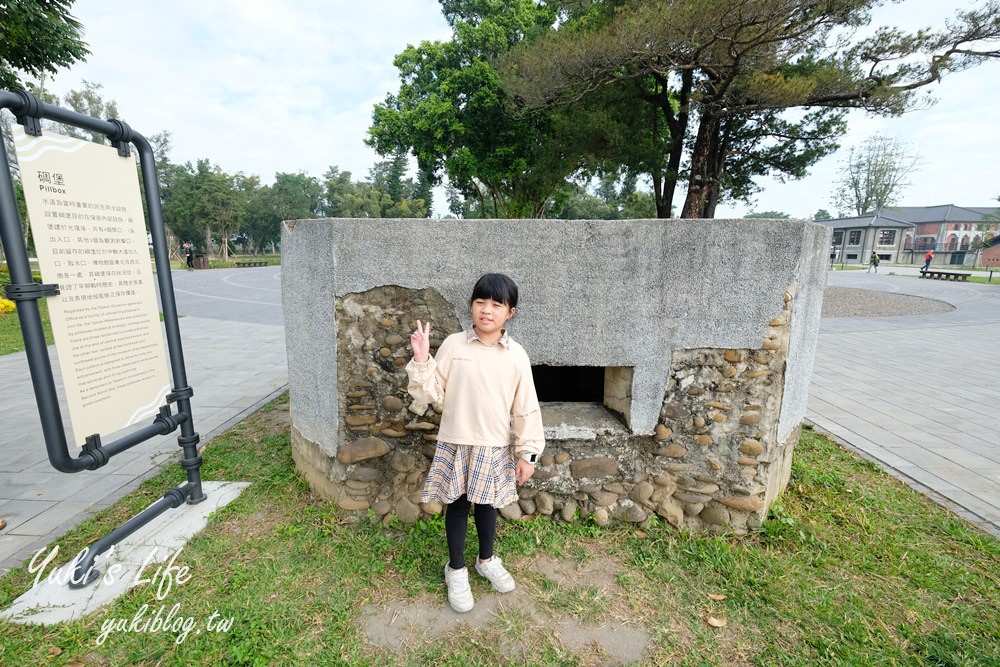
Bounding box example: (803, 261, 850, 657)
(421, 442, 518, 508)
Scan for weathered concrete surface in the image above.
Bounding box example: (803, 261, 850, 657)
(282, 217, 829, 442)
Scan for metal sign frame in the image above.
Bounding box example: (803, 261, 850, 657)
(0, 89, 204, 588)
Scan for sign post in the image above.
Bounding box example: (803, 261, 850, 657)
(0, 90, 205, 587)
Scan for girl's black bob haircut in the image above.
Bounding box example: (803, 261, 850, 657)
(470, 273, 519, 309)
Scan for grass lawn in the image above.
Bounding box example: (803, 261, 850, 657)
(919, 274, 1000, 285)
(0, 396, 997, 666)
(1, 268, 53, 355)
(0, 297, 53, 355)
(950, 276, 996, 285)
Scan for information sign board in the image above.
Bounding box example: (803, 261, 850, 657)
(14, 127, 171, 446)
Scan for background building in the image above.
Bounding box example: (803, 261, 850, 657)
(818, 205, 999, 267)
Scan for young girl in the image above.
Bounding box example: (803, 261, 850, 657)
(406, 273, 545, 613)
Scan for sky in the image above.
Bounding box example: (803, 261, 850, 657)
(36, 0, 1000, 219)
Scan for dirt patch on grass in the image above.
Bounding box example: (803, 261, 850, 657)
(213, 508, 287, 541)
(363, 553, 653, 665)
(255, 401, 291, 435)
(532, 554, 623, 592)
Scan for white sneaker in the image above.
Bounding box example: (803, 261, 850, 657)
(444, 565, 474, 613)
(475, 556, 516, 593)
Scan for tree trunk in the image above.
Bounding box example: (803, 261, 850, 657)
(204, 224, 213, 258)
(702, 183, 720, 218)
(662, 70, 692, 218)
(646, 71, 691, 218)
(700, 117, 733, 218)
(681, 109, 721, 218)
(649, 94, 673, 218)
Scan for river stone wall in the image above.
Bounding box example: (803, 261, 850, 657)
(282, 218, 830, 533)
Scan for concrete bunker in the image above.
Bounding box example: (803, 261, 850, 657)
(282, 218, 830, 533)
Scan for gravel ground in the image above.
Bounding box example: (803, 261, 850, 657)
(821, 287, 956, 318)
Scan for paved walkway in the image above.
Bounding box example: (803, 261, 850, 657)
(809, 266, 1000, 537)
(0, 267, 287, 575)
(2, 263, 997, 576)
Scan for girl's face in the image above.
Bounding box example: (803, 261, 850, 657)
(471, 298, 514, 340)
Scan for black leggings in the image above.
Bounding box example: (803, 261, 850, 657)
(445, 494, 497, 570)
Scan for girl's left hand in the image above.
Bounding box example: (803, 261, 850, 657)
(515, 458, 535, 485)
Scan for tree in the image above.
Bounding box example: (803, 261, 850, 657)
(197, 167, 244, 263)
(689, 108, 845, 218)
(368, 153, 430, 217)
(160, 161, 201, 249)
(239, 181, 278, 255)
(746, 211, 790, 219)
(55, 80, 120, 143)
(813, 209, 833, 221)
(269, 171, 323, 221)
(832, 135, 920, 216)
(551, 182, 617, 220)
(0, 0, 89, 91)
(323, 167, 386, 218)
(550, 172, 656, 219)
(233, 171, 322, 255)
(501, 0, 1000, 218)
(368, 0, 589, 218)
(160, 159, 244, 261)
(322, 164, 429, 219)
(413, 168, 434, 215)
(370, 152, 408, 205)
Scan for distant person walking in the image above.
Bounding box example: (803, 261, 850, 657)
(922, 249, 934, 272)
(185, 245, 195, 271)
(868, 251, 880, 273)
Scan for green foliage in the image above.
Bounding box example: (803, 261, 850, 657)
(323, 162, 428, 219)
(269, 172, 323, 221)
(365, 152, 431, 217)
(234, 203, 269, 255)
(12, 177, 32, 253)
(0, 0, 90, 91)
(160, 155, 430, 258)
(161, 159, 243, 259)
(229, 171, 319, 254)
(713, 108, 847, 214)
(746, 210, 791, 219)
(500, 0, 1000, 218)
(369, 0, 591, 218)
(161, 160, 306, 260)
(550, 172, 656, 219)
(0, 295, 53, 355)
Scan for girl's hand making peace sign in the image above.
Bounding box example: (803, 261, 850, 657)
(411, 320, 431, 363)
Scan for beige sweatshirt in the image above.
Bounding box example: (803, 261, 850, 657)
(406, 329, 545, 456)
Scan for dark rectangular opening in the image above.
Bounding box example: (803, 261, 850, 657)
(531, 365, 604, 402)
